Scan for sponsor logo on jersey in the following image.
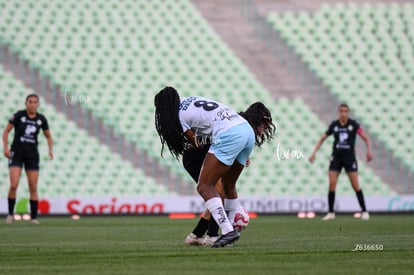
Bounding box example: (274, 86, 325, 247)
(25, 125, 37, 136)
(339, 132, 348, 143)
(179, 97, 197, 111)
(20, 137, 36, 143)
(217, 108, 238, 121)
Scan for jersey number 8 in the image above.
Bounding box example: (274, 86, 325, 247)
(194, 100, 219, 111)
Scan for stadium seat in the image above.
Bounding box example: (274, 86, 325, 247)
(0, 0, 398, 196)
(267, 3, 414, 172)
(0, 65, 175, 198)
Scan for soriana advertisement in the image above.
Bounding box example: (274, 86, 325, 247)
(0, 196, 414, 215)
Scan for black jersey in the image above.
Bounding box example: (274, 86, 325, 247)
(9, 110, 49, 149)
(325, 119, 360, 156)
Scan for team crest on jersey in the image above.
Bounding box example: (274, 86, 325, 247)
(21, 116, 26, 123)
(348, 125, 353, 131)
(334, 126, 338, 132)
(37, 119, 42, 126)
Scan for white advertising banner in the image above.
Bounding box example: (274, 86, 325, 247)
(0, 195, 414, 215)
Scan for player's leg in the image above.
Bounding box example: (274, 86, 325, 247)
(347, 171, 369, 220)
(206, 180, 222, 237)
(222, 161, 246, 225)
(202, 123, 254, 247)
(199, 155, 243, 248)
(25, 150, 41, 224)
(183, 147, 213, 245)
(197, 153, 234, 235)
(220, 129, 253, 232)
(26, 170, 40, 224)
(202, 181, 222, 247)
(322, 170, 340, 221)
(345, 157, 368, 220)
(323, 155, 341, 221)
(6, 166, 22, 224)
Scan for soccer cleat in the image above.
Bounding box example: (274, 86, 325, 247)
(202, 235, 218, 247)
(322, 212, 336, 221)
(5, 215, 13, 224)
(211, 230, 240, 248)
(30, 219, 40, 224)
(361, 212, 370, 220)
(184, 233, 203, 246)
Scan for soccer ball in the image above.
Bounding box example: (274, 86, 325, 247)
(232, 207, 250, 232)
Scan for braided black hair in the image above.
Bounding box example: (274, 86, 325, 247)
(239, 102, 276, 147)
(154, 87, 185, 159)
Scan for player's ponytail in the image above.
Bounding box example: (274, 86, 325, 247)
(154, 86, 185, 159)
(239, 102, 276, 147)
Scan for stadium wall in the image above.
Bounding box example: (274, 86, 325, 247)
(1, 196, 414, 215)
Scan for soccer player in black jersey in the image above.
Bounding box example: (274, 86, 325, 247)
(309, 104, 372, 220)
(2, 94, 53, 224)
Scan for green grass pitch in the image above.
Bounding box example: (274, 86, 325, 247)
(1, 215, 413, 274)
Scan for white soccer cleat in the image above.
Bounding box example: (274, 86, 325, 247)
(5, 215, 13, 224)
(30, 219, 40, 225)
(361, 212, 370, 220)
(184, 233, 203, 246)
(202, 235, 218, 247)
(322, 212, 336, 221)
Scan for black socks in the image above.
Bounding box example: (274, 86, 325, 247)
(328, 191, 335, 212)
(8, 198, 39, 219)
(356, 190, 367, 212)
(207, 219, 219, 237)
(8, 197, 16, 215)
(192, 217, 209, 238)
(30, 200, 38, 220)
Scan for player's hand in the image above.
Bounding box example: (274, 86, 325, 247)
(49, 150, 54, 160)
(308, 154, 315, 164)
(3, 149, 11, 158)
(366, 151, 373, 162)
(246, 158, 251, 167)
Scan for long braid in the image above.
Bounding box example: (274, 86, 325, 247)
(154, 87, 185, 159)
(239, 102, 276, 147)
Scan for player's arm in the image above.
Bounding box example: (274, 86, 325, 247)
(2, 123, 13, 158)
(357, 128, 373, 162)
(308, 133, 328, 164)
(184, 129, 203, 149)
(43, 129, 54, 160)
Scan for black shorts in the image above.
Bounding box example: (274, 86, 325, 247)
(182, 146, 210, 183)
(8, 148, 40, 171)
(329, 154, 358, 173)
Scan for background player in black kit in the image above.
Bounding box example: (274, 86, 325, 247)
(309, 104, 372, 221)
(2, 94, 53, 224)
